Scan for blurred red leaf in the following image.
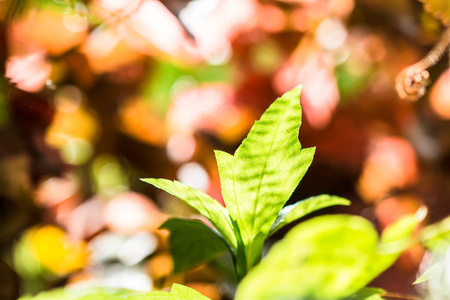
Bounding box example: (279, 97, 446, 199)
(273, 38, 339, 129)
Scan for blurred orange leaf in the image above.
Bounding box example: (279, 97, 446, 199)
(358, 136, 418, 203)
(273, 38, 339, 129)
(429, 68, 450, 119)
(93, 0, 200, 63)
(81, 27, 144, 74)
(10, 8, 87, 56)
(118, 98, 168, 146)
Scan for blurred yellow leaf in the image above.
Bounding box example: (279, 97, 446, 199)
(30, 225, 88, 275)
(420, 0, 450, 25)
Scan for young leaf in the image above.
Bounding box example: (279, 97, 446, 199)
(160, 218, 230, 273)
(413, 263, 441, 284)
(237, 214, 419, 300)
(420, 215, 450, 253)
(269, 194, 351, 235)
(366, 214, 420, 282)
(124, 283, 211, 300)
(379, 214, 420, 247)
(235, 215, 380, 300)
(215, 85, 314, 268)
(348, 213, 420, 290)
(140, 178, 237, 250)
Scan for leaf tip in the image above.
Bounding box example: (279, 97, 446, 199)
(287, 84, 303, 103)
(415, 206, 428, 222)
(140, 178, 154, 184)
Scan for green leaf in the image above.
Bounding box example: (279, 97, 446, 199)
(236, 214, 419, 300)
(379, 214, 419, 247)
(123, 283, 211, 300)
(366, 214, 419, 281)
(343, 287, 385, 300)
(18, 289, 67, 300)
(140, 178, 237, 250)
(160, 218, 230, 273)
(414, 263, 441, 284)
(236, 215, 380, 300)
(215, 85, 314, 269)
(269, 194, 351, 235)
(420, 215, 450, 253)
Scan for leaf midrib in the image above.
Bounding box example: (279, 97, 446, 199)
(244, 101, 292, 262)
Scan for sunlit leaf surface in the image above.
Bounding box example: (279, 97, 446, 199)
(236, 215, 378, 300)
(236, 214, 419, 300)
(124, 283, 211, 300)
(215, 85, 314, 269)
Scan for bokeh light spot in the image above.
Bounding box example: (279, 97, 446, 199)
(166, 133, 197, 164)
(60, 138, 93, 165)
(315, 18, 348, 50)
(54, 85, 83, 113)
(177, 162, 210, 191)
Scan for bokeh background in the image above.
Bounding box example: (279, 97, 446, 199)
(0, 0, 449, 299)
